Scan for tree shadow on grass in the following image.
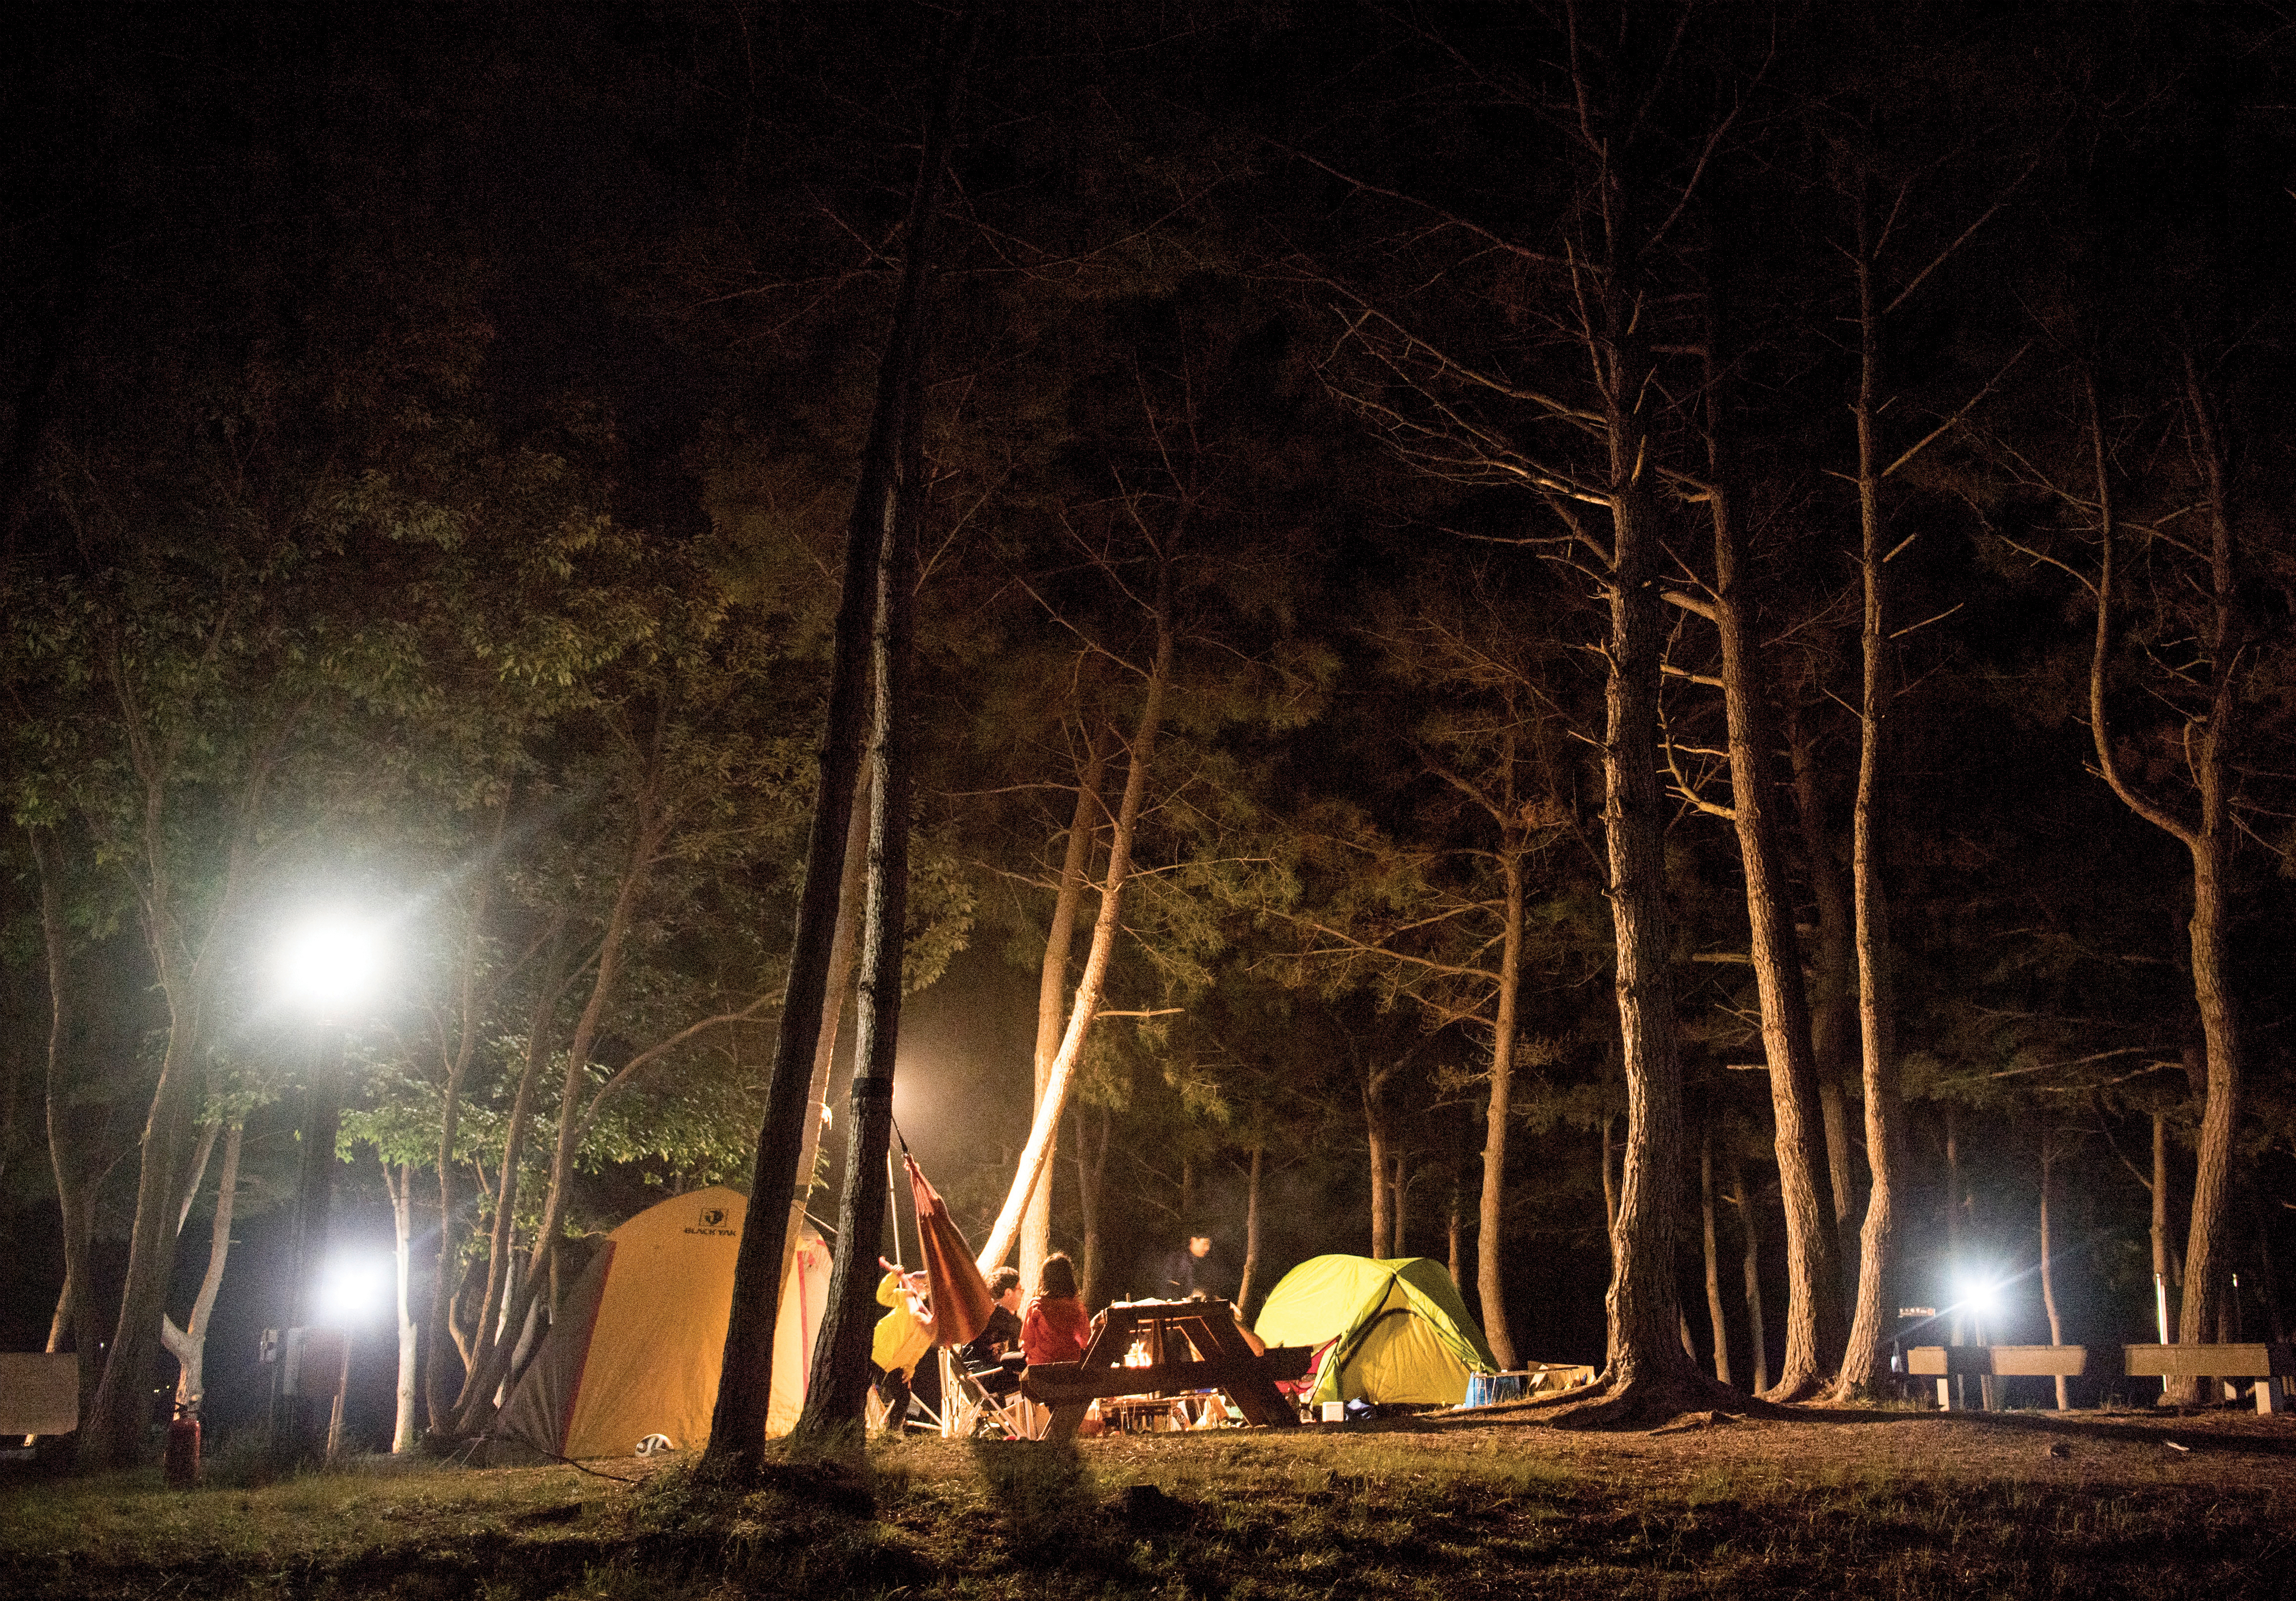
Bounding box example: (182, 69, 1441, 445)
(966, 1438, 1107, 1565)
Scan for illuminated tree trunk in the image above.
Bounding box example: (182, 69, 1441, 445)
(2080, 363, 2244, 1402)
(1788, 703, 1862, 1280)
(1366, 1069, 1392, 1260)
(2039, 1131, 2068, 1411)
(705, 13, 975, 1477)
(1833, 195, 1908, 1401)
(1021, 731, 1107, 1298)
(1693, 321, 1845, 1399)
(777, 796, 870, 1305)
(793, 360, 924, 1443)
(159, 1119, 242, 1418)
(1702, 1136, 1732, 1387)
(1476, 849, 1524, 1368)
(975, 605, 1171, 1276)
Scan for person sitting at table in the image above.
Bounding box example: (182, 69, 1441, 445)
(871, 1257, 934, 1425)
(961, 1267, 1025, 1397)
(1021, 1252, 1090, 1366)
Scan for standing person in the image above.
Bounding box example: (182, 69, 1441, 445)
(870, 1259, 934, 1426)
(1161, 1232, 1220, 1300)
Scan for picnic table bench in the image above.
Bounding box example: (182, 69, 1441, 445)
(1022, 1298, 1314, 1438)
(1907, 1342, 2294, 1414)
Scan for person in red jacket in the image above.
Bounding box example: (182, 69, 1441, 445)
(1020, 1251, 1091, 1365)
(1018, 1251, 1094, 1440)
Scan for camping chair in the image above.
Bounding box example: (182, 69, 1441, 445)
(949, 1350, 1028, 1439)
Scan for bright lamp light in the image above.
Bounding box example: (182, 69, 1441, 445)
(1955, 1275, 2001, 1318)
(275, 909, 385, 1020)
(318, 1254, 392, 1326)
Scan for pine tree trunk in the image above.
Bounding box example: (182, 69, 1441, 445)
(1731, 1157, 1771, 1397)
(2078, 362, 2245, 1403)
(1366, 1088, 1391, 1260)
(1832, 193, 1908, 1401)
(1946, 1104, 1965, 1344)
(2152, 1111, 2174, 1341)
(1788, 701, 1863, 1280)
(2039, 1131, 2068, 1411)
(1702, 1136, 1733, 1387)
(704, 7, 973, 1479)
(1237, 1144, 1264, 1316)
(1583, 279, 1703, 1415)
(1698, 342, 1845, 1398)
(1071, 1103, 1108, 1307)
(1447, 1172, 1464, 1289)
(975, 608, 1171, 1276)
(793, 355, 925, 1444)
(1602, 1114, 1619, 1237)
(1022, 733, 1107, 1298)
(1476, 850, 1524, 1367)
(776, 795, 872, 1311)
(1392, 1155, 1408, 1259)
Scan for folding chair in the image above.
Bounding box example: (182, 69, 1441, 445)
(949, 1351, 1028, 1439)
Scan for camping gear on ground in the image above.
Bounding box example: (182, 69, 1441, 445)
(491, 1186, 827, 1461)
(1461, 1364, 1597, 1408)
(1252, 1255, 1499, 1407)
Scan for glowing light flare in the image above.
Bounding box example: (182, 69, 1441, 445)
(1953, 1274, 2003, 1319)
(274, 909, 386, 1020)
(319, 1254, 393, 1326)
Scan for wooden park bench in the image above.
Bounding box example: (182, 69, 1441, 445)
(2124, 1343, 2294, 1414)
(1907, 1344, 2090, 1411)
(1022, 1298, 1314, 1439)
(1907, 1343, 2294, 1415)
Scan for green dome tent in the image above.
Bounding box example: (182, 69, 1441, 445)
(1252, 1255, 1498, 1406)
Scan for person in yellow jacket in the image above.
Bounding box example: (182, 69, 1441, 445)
(871, 1258, 934, 1424)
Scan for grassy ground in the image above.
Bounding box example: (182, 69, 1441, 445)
(5, 1406, 2294, 1599)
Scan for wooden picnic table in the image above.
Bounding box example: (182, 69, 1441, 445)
(1022, 1298, 1314, 1438)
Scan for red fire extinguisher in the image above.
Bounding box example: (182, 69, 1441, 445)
(164, 1402, 201, 1489)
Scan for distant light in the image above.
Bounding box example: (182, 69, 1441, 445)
(1955, 1275, 2001, 1318)
(275, 909, 386, 1021)
(319, 1255, 393, 1326)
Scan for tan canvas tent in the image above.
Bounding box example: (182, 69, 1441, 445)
(492, 1186, 827, 1460)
